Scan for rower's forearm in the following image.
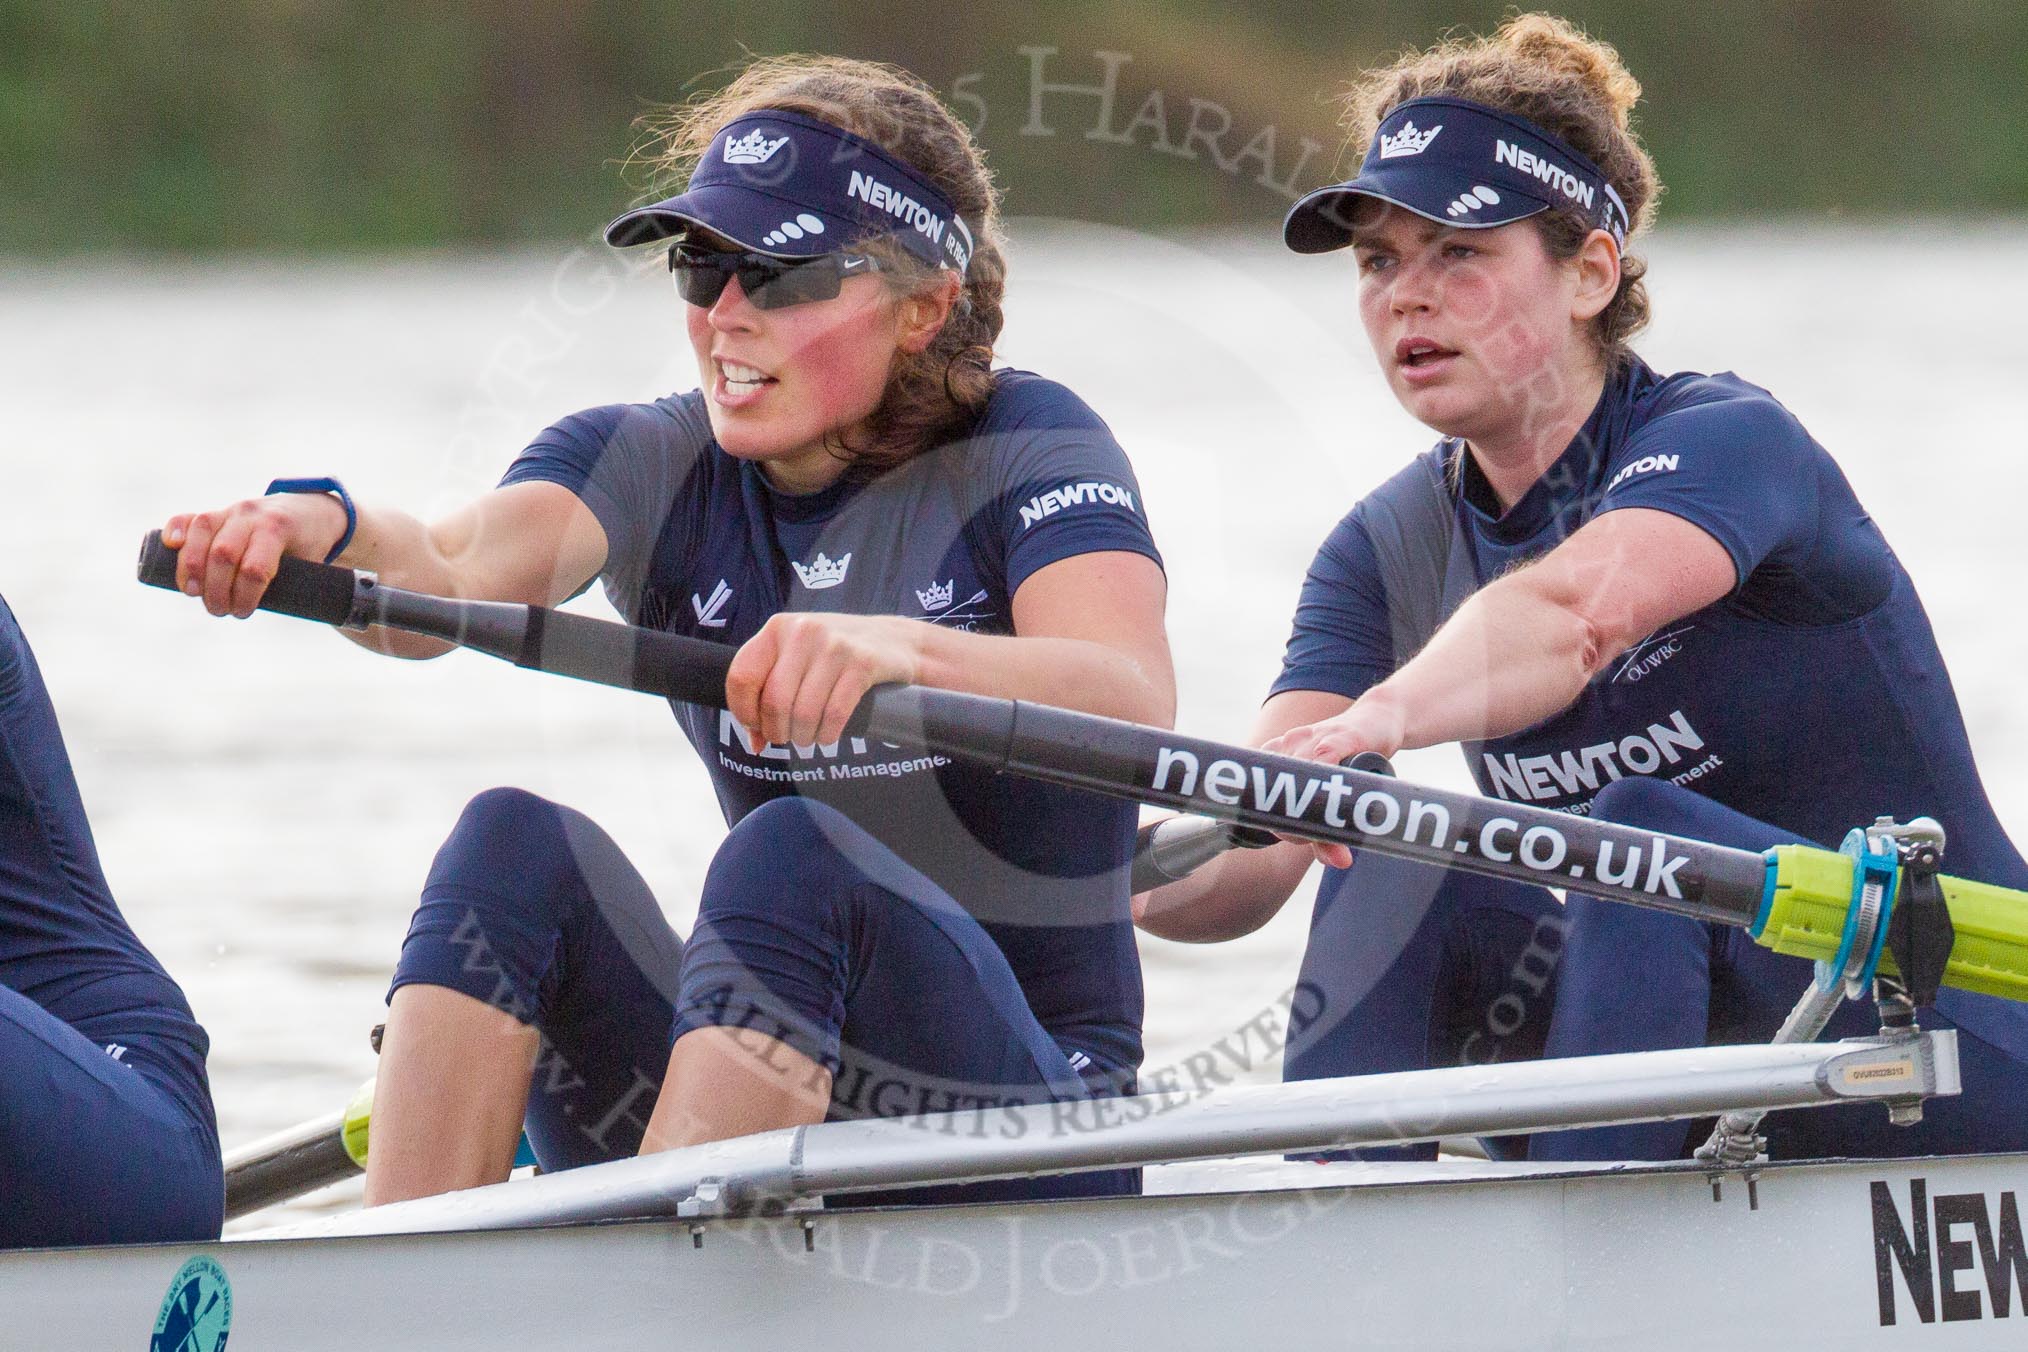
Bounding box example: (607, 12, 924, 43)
(334, 508, 472, 660)
(1374, 576, 1600, 750)
(911, 626, 1175, 727)
(1133, 837, 1313, 942)
(336, 507, 468, 592)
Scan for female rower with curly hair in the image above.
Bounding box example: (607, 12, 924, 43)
(168, 55, 1171, 1203)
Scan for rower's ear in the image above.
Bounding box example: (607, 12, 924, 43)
(1570, 228, 1621, 324)
(896, 271, 962, 355)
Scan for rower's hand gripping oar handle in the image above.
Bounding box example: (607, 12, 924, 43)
(138, 529, 362, 627)
(137, 530, 740, 706)
(1129, 752, 1396, 893)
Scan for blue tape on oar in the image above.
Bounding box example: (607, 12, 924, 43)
(1816, 828, 1900, 994)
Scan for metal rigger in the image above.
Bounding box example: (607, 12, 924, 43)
(1699, 816, 1963, 1181)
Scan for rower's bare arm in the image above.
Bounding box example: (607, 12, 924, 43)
(162, 481, 608, 659)
(1131, 688, 1352, 944)
(985, 549, 1175, 725)
(728, 550, 1175, 750)
(1296, 507, 1735, 763)
(1262, 507, 1735, 867)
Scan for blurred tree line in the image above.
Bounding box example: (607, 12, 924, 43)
(2, 0, 2022, 253)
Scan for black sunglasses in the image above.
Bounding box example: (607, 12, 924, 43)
(666, 245, 885, 311)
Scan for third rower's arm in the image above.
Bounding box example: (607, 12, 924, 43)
(1270, 507, 1736, 865)
(1135, 509, 1737, 940)
(1132, 687, 1356, 943)
(163, 482, 608, 659)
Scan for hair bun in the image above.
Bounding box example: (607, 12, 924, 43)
(1497, 13, 1642, 127)
(1337, 11, 1662, 359)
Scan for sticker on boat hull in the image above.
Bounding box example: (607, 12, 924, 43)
(151, 1255, 232, 1351)
(1872, 1178, 2027, 1326)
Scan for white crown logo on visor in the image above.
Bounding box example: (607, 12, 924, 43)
(723, 129, 790, 164)
(1379, 120, 1442, 159)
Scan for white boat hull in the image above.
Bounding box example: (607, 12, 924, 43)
(15, 1152, 2026, 1349)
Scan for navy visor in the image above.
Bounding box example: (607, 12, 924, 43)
(1285, 96, 1629, 254)
(605, 109, 974, 275)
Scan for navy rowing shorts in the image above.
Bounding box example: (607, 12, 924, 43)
(391, 788, 1139, 1203)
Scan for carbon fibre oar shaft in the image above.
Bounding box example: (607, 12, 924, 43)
(222, 1110, 356, 1220)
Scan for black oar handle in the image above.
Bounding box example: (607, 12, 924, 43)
(138, 530, 362, 627)
(137, 531, 740, 707)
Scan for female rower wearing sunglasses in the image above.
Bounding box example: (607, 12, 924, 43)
(1135, 14, 2028, 1161)
(164, 56, 1171, 1204)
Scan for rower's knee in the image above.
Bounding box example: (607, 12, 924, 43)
(1589, 776, 1691, 830)
(1560, 865, 1708, 952)
(698, 797, 955, 940)
(699, 798, 871, 929)
(425, 786, 632, 919)
(684, 799, 955, 1049)
(1564, 784, 1708, 946)
(430, 787, 570, 895)
(395, 787, 612, 1026)
(674, 800, 872, 1070)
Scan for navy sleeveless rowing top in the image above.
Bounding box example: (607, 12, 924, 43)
(502, 370, 1160, 1075)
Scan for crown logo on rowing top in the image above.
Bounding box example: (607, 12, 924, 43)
(792, 551, 852, 590)
(915, 579, 954, 611)
(723, 128, 790, 165)
(1379, 120, 1442, 159)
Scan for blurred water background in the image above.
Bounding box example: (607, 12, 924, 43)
(3, 1, 2026, 1231)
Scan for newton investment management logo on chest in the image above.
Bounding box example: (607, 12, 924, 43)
(793, 552, 852, 590)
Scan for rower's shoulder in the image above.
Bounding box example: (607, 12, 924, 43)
(1629, 365, 1814, 451)
(1343, 446, 1455, 535)
(504, 390, 724, 536)
(1286, 448, 1453, 590)
(528, 390, 714, 461)
(633, 388, 716, 450)
(935, 368, 1139, 498)
(972, 368, 1116, 437)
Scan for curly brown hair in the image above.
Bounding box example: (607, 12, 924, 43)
(1343, 14, 1662, 364)
(631, 55, 1005, 474)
